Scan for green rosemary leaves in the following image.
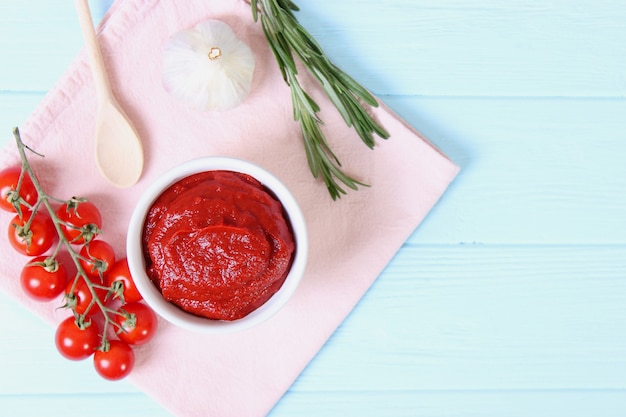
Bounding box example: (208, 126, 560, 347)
(250, 0, 390, 199)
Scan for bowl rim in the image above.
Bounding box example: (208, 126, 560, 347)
(126, 156, 308, 333)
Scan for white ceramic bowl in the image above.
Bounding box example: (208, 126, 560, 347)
(126, 157, 308, 333)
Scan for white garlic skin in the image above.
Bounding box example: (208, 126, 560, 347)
(162, 19, 256, 111)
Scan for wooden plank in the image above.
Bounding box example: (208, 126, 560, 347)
(288, 245, 626, 392)
(0, 2, 82, 92)
(2, 246, 624, 396)
(0, 1, 109, 93)
(1, 0, 625, 97)
(296, 0, 626, 97)
(0, 93, 45, 134)
(2, 389, 625, 417)
(271, 390, 626, 417)
(0, 394, 173, 417)
(2, 94, 625, 245)
(377, 96, 626, 245)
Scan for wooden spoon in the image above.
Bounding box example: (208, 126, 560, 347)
(74, 0, 143, 188)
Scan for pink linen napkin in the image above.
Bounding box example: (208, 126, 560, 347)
(0, 0, 459, 416)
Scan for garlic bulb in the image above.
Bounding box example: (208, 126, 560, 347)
(162, 19, 255, 111)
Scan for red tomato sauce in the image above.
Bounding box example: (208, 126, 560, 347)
(142, 170, 295, 321)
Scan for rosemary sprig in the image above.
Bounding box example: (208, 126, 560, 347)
(250, 0, 390, 200)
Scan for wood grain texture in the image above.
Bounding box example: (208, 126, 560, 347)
(295, 0, 626, 97)
(0, 0, 625, 416)
(2, 1, 625, 97)
(386, 97, 626, 245)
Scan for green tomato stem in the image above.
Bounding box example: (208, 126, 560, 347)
(11, 127, 118, 351)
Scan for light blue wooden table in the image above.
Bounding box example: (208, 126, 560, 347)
(1, 1, 625, 416)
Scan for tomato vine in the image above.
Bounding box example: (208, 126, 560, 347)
(2, 127, 158, 380)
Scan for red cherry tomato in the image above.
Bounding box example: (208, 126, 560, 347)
(55, 316, 101, 361)
(20, 256, 68, 301)
(56, 199, 102, 244)
(105, 258, 142, 303)
(0, 166, 38, 212)
(114, 302, 158, 346)
(8, 211, 57, 256)
(79, 240, 116, 278)
(93, 340, 135, 381)
(65, 278, 108, 316)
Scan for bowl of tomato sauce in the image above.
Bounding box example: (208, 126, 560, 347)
(126, 157, 308, 333)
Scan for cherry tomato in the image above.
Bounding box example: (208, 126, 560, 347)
(105, 258, 142, 303)
(8, 211, 57, 256)
(20, 256, 68, 301)
(56, 199, 102, 244)
(79, 240, 116, 278)
(65, 278, 108, 316)
(55, 316, 100, 361)
(93, 340, 135, 380)
(114, 302, 158, 346)
(0, 166, 38, 212)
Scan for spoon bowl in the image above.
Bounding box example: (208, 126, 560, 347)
(75, 0, 143, 188)
(94, 98, 144, 188)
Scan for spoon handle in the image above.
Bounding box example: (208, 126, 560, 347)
(74, 0, 112, 101)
